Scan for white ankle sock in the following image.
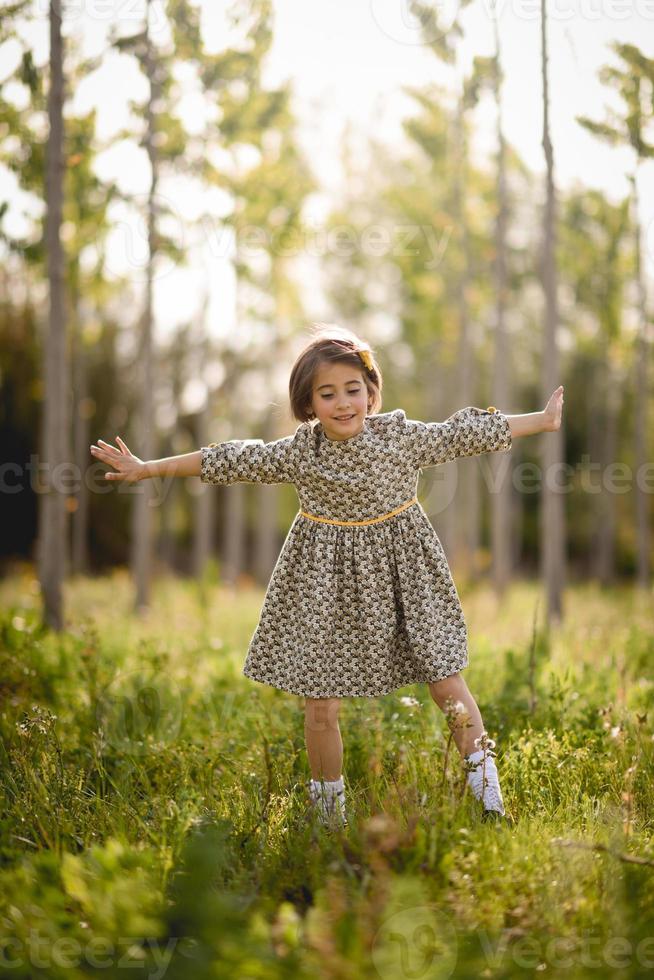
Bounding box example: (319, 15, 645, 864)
(465, 748, 505, 816)
(309, 776, 347, 827)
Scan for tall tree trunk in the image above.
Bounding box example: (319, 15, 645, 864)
(630, 170, 651, 588)
(72, 298, 90, 575)
(539, 0, 566, 624)
(161, 325, 189, 574)
(131, 0, 157, 613)
(490, 17, 513, 597)
(597, 352, 620, 585)
(159, 470, 179, 571)
(452, 89, 480, 581)
(223, 483, 246, 587)
(425, 336, 455, 558)
(192, 379, 215, 578)
(38, 0, 69, 630)
(254, 409, 280, 586)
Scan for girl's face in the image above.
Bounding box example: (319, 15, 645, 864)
(308, 360, 373, 441)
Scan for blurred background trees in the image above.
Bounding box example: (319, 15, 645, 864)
(0, 2, 652, 631)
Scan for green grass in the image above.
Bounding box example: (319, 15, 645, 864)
(1, 565, 653, 978)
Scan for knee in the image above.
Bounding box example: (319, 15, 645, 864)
(304, 696, 341, 732)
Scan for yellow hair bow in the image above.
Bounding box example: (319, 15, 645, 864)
(358, 349, 374, 373)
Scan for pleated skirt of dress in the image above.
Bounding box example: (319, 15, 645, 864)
(241, 502, 469, 698)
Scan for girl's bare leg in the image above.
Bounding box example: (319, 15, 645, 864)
(427, 672, 485, 757)
(428, 673, 507, 817)
(304, 697, 343, 780)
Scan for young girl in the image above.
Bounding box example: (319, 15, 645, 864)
(90, 324, 564, 830)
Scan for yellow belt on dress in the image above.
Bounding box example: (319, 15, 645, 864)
(299, 495, 419, 527)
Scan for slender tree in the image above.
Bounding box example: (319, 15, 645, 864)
(109, 0, 205, 611)
(539, 0, 566, 624)
(64, 107, 121, 576)
(559, 189, 632, 583)
(0, 1, 70, 626)
(0, 12, 133, 592)
(408, 0, 513, 579)
(473, 11, 513, 596)
(577, 42, 654, 588)
(38, 0, 69, 629)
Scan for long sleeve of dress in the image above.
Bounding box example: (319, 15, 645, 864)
(395, 406, 512, 469)
(200, 426, 303, 486)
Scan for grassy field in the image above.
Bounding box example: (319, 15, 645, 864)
(1, 564, 653, 979)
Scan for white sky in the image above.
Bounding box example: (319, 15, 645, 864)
(1, 0, 653, 358)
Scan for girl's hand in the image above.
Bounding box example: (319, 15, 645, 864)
(90, 436, 147, 482)
(542, 385, 564, 432)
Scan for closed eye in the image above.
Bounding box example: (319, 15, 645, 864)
(322, 391, 360, 399)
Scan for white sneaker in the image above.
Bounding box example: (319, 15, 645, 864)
(465, 748, 506, 817)
(308, 777, 348, 830)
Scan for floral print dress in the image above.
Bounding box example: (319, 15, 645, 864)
(200, 406, 512, 698)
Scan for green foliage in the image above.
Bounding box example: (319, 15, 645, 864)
(1, 575, 653, 976)
(577, 41, 654, 159)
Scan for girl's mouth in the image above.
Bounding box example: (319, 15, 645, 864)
(334, 415, 355, 422)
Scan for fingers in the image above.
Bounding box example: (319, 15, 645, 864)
(90, 444, 116, 463)
(96, 439, 122, 456)
(90, 442, 135, 481)
(90, 445, 123, 473)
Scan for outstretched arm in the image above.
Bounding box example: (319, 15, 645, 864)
(90, 437, 201, 481)
(505, 385, 564, 438)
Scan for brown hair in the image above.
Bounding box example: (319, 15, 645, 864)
(289, 323, 383, 423)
